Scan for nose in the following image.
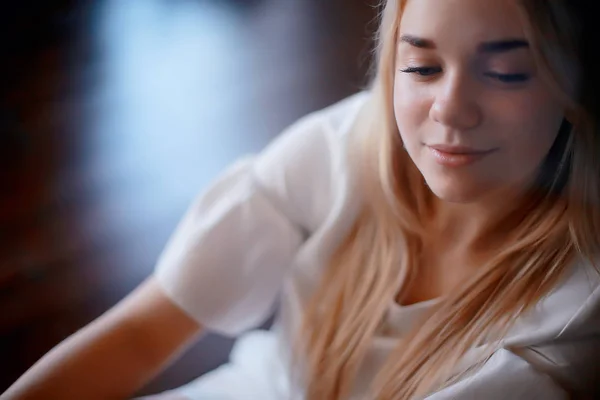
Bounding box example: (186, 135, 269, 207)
(429, 72, 482, 131)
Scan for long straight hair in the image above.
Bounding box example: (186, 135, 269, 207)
(296, 0, 600, 399)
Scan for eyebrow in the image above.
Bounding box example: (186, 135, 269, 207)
(478, 39, 529, 53)
(399, 34, 530, 53)
(399, 34, 436, 49)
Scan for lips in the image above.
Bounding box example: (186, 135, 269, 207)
(426, 144, 496, 167)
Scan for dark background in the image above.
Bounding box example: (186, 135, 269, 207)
(0, 0, 376, 396)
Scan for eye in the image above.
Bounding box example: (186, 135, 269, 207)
(484, 72, 530, 84)
(400, 66, 442, 76)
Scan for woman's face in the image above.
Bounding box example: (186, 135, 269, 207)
(394, 0, 565, 203)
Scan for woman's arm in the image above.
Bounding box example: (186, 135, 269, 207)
(2, 276, 202, 400)
(425, 348, 570, 400)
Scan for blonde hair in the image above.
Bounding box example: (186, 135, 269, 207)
(296, 0, 600, 399)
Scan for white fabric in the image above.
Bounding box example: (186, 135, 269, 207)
(154, 91, 600, 399)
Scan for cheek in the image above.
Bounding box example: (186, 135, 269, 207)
(393, 75, 432, 146)
(490, 93, 563, 177)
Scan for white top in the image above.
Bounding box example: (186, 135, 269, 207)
(154, 92, 600, 399)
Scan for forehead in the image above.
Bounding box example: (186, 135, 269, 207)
(399, 0, 527, 48)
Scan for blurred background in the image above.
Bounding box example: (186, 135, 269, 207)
(0, 0, 376, 396)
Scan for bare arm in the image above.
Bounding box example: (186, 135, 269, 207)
(2, 276, 202, 400)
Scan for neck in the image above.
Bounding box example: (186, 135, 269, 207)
(425, 185, 528, 252)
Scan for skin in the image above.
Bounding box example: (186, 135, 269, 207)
(394, 0, 566, 303)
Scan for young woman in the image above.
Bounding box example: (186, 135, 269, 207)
(5, 0, 600, 399)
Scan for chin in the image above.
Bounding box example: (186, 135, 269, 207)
(424, 174, 489, 204)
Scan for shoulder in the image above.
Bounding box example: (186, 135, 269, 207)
(507, 260, 600, 344)
(504, 259, 600, 396)
(252, 91, 370, 232)
(255, 90, 369, 172)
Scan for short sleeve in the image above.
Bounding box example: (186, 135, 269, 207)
(153, 91, 368, 337)
(426, 349, 569, 399)
(154, 157, 305, 337)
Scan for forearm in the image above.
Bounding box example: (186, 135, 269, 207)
(3, 278, 201, 400)
(4, 321, 159, 399)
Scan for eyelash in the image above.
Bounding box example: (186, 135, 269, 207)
(401, 66, 441, 76)
(400, 66, 530, 84)
(484, 72, 530, 83)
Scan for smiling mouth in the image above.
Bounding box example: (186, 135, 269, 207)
(426, 145, 497, 167)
